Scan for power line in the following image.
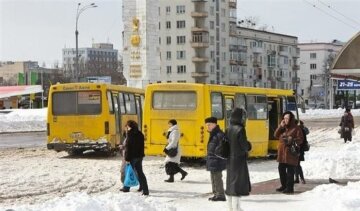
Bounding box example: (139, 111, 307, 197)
(303, 0, 358, 30)
(317, 0, 360, 27)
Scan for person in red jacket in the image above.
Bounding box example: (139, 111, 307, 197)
(274, 111, 303, 194)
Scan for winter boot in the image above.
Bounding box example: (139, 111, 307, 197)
(164, 174, 174, 183)
(180, 170, 188, 180)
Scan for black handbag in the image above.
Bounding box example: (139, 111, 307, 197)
(166, 147, 178, 157)
(289, 142, 300, 156)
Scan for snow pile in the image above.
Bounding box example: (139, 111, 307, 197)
(0, 108, 47, 133)
(7, 192, 175, 211)
(299, 108, 360, 119)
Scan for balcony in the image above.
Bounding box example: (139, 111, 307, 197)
(191, 11, 208, 18)
(253, 60, 261, 67)
(191, 33, 209, 48)
(192, 0, 207, 2)
(276, 76, 284, 81)
(252, 47, 263, 54)
(191, 26, 208, 32)
(192, 56, 209, 62)
(191, 71, 209, 78)
(292, 77, 300, 83)
(279, 50, 288, 57)
(229, 59, 238, 65)
(238, 60, 247, 66)
(229, 16, 237, 23)
(229, 0, 237, 8)
(293, 64, 300, 70)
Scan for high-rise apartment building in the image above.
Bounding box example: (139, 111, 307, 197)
(158, 0, 234, 84)
(233, 27, 300, 89)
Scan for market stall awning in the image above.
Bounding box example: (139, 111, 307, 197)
(0, 85, 43, 99)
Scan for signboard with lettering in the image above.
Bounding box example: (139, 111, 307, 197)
(337, 80, 360, 90)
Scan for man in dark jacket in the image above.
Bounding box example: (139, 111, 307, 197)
(205, 117, 227, 201)
(226, 108, 251, 210)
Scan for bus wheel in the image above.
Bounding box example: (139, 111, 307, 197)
(68, 149, 83, 156)
(106, 149, 117, 157)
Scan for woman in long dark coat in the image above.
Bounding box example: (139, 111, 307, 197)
(225, 108, 251, 211)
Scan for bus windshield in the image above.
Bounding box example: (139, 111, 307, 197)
(52, 91, 101, 115)
(152, 91, 196, 110)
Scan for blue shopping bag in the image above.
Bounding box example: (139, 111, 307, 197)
(124, 163, 139, 187)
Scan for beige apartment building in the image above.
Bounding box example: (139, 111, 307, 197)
(0, 61, 38, 85)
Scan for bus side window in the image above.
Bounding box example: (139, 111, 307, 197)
(124, 93, 136, 114)
(234, 93, 246, 110)
(246, 95, 267, 120)
(211, 92, 223, 119)
(118, 93, 126, 114)
(107, 91, 114, 114)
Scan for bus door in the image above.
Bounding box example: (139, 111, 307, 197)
(111, 92, 121, 146)
(224, 96, 234, 129)
(245, 95, 269, 157)
(135, 95, 143, 129)
(268, 97, 281, 152)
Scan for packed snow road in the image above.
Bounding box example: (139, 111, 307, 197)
(0, 146, 279, 206)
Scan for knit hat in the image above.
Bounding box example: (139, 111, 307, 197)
(169, 119, 177, 125)
(205, 117, 217, 124)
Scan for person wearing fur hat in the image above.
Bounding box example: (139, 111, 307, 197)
(274, 111, 303, 194)
(205, 116, 227, 201)
(163, 119, 188, 182)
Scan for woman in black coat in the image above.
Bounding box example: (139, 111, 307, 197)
(120, 120, 149, 196)
(225, 108, 251, 211)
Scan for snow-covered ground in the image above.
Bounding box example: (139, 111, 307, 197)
(0, 108, 360, 211)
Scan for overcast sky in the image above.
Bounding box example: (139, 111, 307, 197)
(1, 0, 360, 67)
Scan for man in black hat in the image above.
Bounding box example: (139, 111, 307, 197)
(205, 117, 227, 201)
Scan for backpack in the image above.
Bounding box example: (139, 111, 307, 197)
(214, 135, 230, 160)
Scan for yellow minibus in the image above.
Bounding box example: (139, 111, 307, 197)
(143, 83, 298, 158)
(47, 83, 144, 155)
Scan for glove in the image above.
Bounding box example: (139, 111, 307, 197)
(163, 148, 168, 153)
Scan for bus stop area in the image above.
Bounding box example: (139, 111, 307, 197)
(251, 178, 358, 195)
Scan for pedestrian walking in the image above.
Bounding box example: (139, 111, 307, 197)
(120, 120, 149, 196)
(205, 117, 227, 201)
(339, 108, 355, 143)
(225, 108, 251, 211)
(274, 111, 303, 194)
(163, 119, 188, 182)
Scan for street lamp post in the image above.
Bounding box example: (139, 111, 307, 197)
(75, 2, 97, 82)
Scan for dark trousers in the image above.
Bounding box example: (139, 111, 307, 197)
(124, 157, 149, 194)
(278, 163, 295, 191)
(165, 162, 186, 175)
(295, 160, 304, 181)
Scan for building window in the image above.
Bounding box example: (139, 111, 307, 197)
(221, 23, 226, 32)
(210, 36, 215, 45)
(310, 53, 317, 59)
(166, 36, 171, 45)
(166, 21, 171, 29)
(177, 65, 186, 73)
(210, 51, 215, 60)
(210, 21, 214, 29)
(177, 51, 186, 59)
(166, 6, 170, 14)
(310, 63, 317, 69)
(176, 20, 186, 28)
(221, 8, 226, 17)
(177, 36, 186, 44)
(166, 51, 171, 60)
(176, 5, 185, 14)
(166, 66, 172, 74)
(221, 38, 226, 47)
(211, 65, 215, 74)
(222, 52, 226, 61)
